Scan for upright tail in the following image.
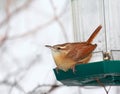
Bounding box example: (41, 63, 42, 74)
(87, 25, 102, 44)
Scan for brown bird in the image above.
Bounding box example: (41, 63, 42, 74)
(45, 25, 102, 72)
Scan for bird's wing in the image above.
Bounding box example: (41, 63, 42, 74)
(66, 43, 97, 62)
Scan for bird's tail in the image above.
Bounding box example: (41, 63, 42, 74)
(87, 25, 102, 43)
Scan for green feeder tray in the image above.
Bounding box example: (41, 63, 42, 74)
(53, 60, 120, 86)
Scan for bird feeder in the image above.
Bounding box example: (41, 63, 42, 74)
(53, 0, 120, 86)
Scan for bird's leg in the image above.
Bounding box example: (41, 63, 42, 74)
(71, 65, 76, 73)
(55, 67, 59, 73)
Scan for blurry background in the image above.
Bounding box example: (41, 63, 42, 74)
(0, 0, 120, 94)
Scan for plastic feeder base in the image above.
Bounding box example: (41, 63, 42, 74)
(53, 60, 120, 86)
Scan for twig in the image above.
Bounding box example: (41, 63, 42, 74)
(0, 80, 26, 94)
(1, 0, 68, 41)
(27, 84, 64, 94)
(7, 6, 68, 40)
(50, 0, 68, 41)
(0, 0, 33, 29)
(96, 78, 111, 94)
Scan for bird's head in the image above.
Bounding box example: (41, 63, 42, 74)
(45, 43, 70, 54)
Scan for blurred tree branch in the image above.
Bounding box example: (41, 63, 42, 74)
(0, 0, 33, 29)
(0, 0, 71, 94)
(50, 0, 68, 41)
(0, 80, 26, 94)
(7, 0, 69, 40)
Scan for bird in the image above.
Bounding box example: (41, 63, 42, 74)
(45, 25, 102, 72)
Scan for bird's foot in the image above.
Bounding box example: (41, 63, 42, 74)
(55, 67, 59, 74)
(71, 66, 76, 74)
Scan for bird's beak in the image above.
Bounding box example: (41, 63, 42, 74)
(45, 45, 56, 51)
(45, 45, 53, 49)
(45, 45, 57, 51)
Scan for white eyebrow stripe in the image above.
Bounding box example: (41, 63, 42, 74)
(59, 46, 66, 49)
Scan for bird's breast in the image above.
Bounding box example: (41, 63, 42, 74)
(52, 52, 75, 71)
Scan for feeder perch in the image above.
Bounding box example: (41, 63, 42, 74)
(53, 60, 120, 86)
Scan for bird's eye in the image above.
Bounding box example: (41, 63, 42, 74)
(57, 47, 61, 50)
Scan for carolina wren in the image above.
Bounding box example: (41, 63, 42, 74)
(46, 25, 102, 72)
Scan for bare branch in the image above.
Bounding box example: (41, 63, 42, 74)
(7, 4, 68, 40)
(0, 0, 33, 29)
(0, 80, 26, 94)
(27, 84, 64, 94)
(96, 78, 111, 94)
(50, 0, 68, 41)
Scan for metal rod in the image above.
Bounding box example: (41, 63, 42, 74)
(102, 0, 108, 52)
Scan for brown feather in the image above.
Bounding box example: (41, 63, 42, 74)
(66, 42, 97, 62)
(87, 25, 102, 43)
